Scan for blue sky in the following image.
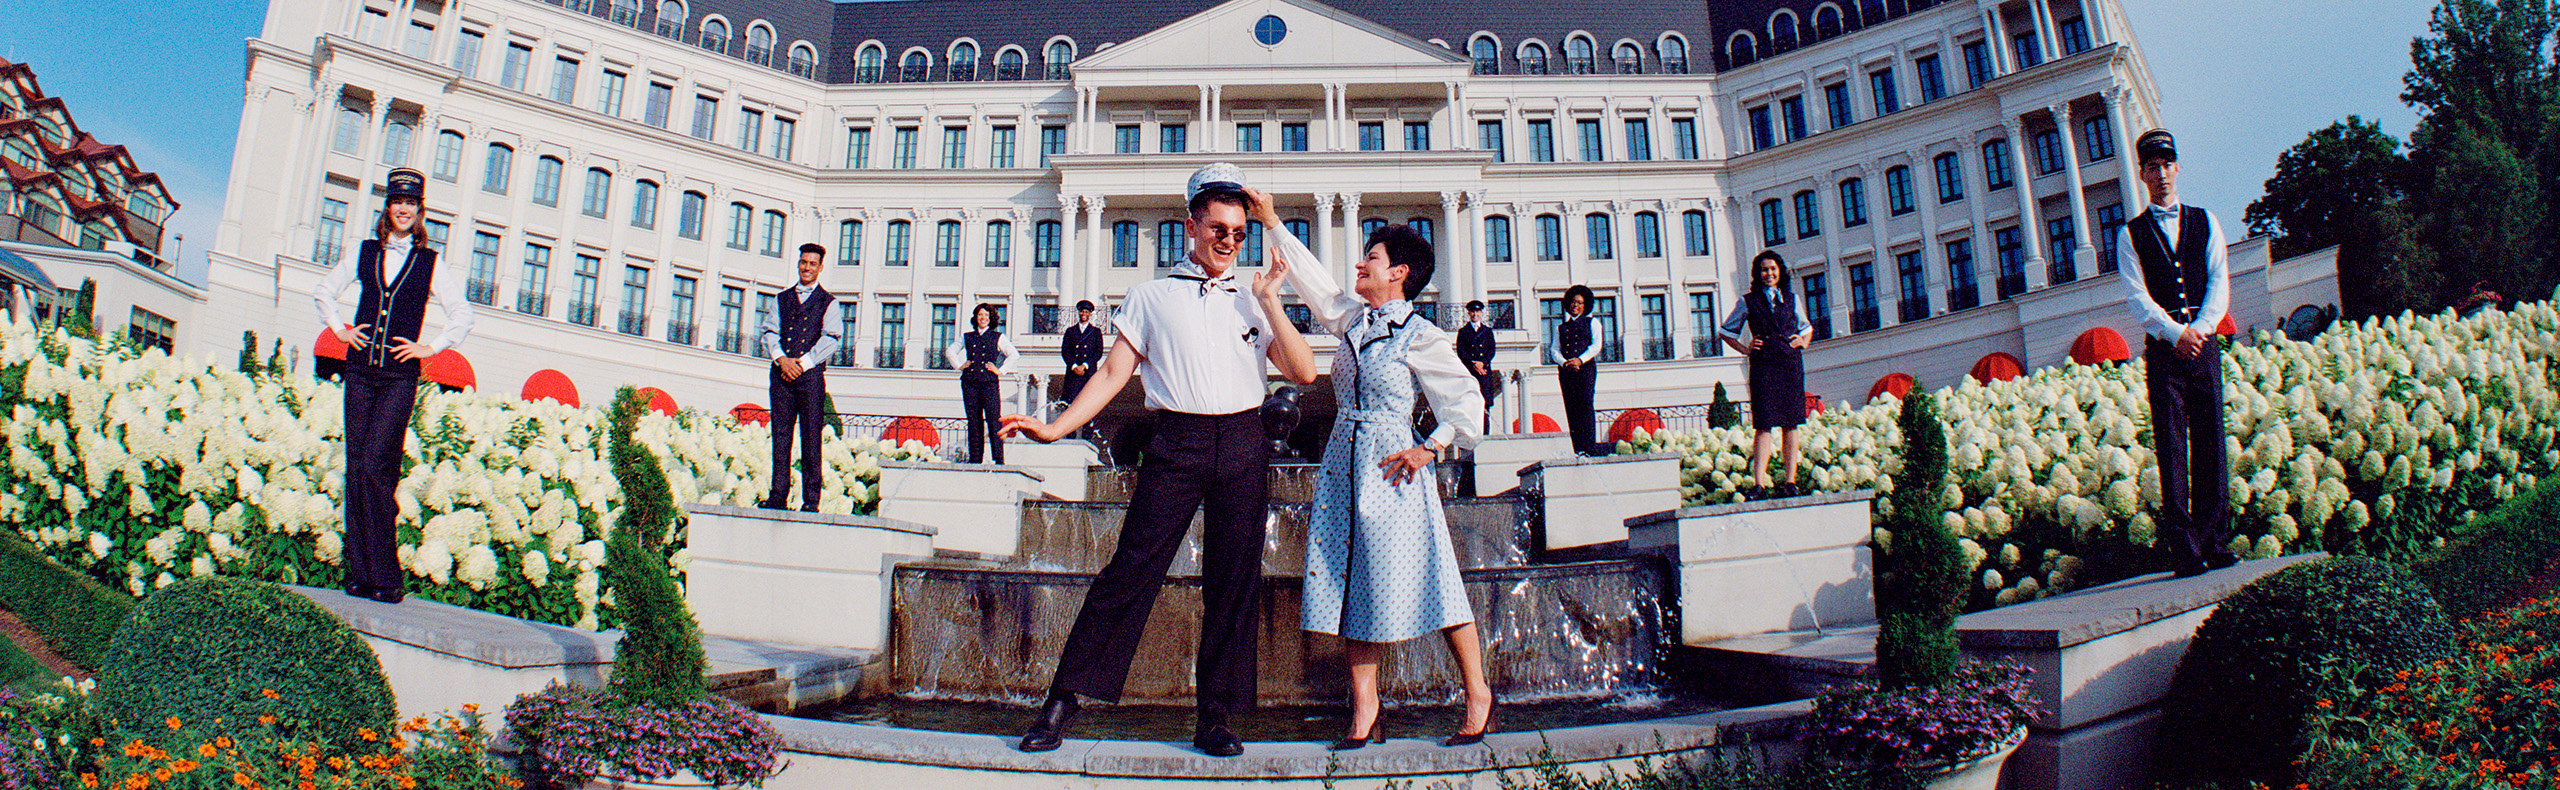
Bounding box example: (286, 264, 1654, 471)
(3, 0, 2436, 284)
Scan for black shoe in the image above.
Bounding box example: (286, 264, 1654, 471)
(2202, 547, 2240, 571)
(1017, 691, 1079, 753)
(800, 504, 821, 513)
(758, 495, 787, 510)
(368, 586, 406, 604)
(1328, 721, 1387, 751)
(343, 584, 377, 600)
(1777, 482, 1803, 498)
(1442, 707, 1497, 747)
(1192, 724, 1245, 757)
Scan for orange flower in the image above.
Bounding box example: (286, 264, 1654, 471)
(2483, 759, 2507, 773)
(296, 782, 314, 790)
(215, 736, 235, 749)
(232, 772, 255, 788)
(122, 740, 148, 758)
(170, 760, 199, 774)
(79, 774, 98, 788)
(258, 715, 276, 726)
(261, 689, 281, 699)
(152, 768, 172, 783)
(91, 738, 106, 748)
(123, 773, 149, 790)
(358, 728, 376, 742)
(461, 703, 479, 713)
(326, 757, 345, 771)
(199, 743, 219, 758)
(396, 777, 416, 790)
(166, 717, 183, 731)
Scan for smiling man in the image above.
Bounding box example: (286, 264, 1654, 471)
(761, 242, 840, 512)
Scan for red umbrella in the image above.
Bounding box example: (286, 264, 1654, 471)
(636, 387, 678, 416)
(730, 403, 771, 425)
(1804, 392, 1823, 415)
(1969, 352, 2024, 384)
(884, 415, 941, 447)
(420, 349, 476, 390)
(2216, 312, 2238, 336)
(521, 369, 579, 407)
(1868, 373, 1916, 402)
(1512, 413, 1562, 434)
(2069, 327, 2130, 366)
(1607, 407, 1664, 444)
(312, 328, 348, 360)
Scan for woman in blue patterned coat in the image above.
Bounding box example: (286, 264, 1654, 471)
(1269, 216, 1492, 750)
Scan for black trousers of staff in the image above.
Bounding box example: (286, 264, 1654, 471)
(768, 367, 827, 506)
(1473, 371, 1502, 432)
(962, 375, 1004, 464)
(1049, 410, 1270, 722)
(342, 364, 418, 593)
(1559, 363, 1600, 455)
(2146, 339, 2229, 563)
(1061, 371, 1094, 409)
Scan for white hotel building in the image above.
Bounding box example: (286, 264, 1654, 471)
(194, 0, 2335, 431)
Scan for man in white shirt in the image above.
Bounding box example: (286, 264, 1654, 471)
(2114, 129, 2236, 577)
(759, 243, 841, 511)
(1003, 164, 1318, 757)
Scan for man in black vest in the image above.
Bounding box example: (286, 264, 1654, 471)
(946, 303, 1017, 464)
(2114, 129, 2237, 577)
(314, 167, 474, 603)
(1060, 299, 1104, 406)
(761, 243, 841, 511)
(1547, 285, 1602, 455)
(1457, 300, 1500, 432)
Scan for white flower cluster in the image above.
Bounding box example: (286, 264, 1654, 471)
(1622, 302, 2560, 609)
(0, 317, 928, 630)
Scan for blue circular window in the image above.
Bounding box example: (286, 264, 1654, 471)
(1254, 15, 1287, 46)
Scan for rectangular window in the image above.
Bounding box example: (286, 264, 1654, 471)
(1780, 97, 1808, 142)
(451, 29, 484, 76)
(631, 180, 657, 229)
(990, 125, 1016, 168)
(886, 221, 911, 267)
(2081, 115, 2116, 161)
(1841, 179, 1869, 227)
(2058, 17, 2091, 55)
(2046, 216, 2078, 283)
(1484, 216, 1513, 262)
(1285, 218, 1311, 244)
(1683, 210, 1710, 256)
(125, 307, 174, 354)
(582, 169, 610, 217)
(717, 286, 744, 353)
(986, 221, 1012, 267)
(1528, 119, 1555, 162)
(378, 118, 414, 165)
(1946, 238, 1980, 311)
(773, 117, 796, 160)
(1162, 123, 1188, 153)
(1634, 212, 1661, 257)
(1358, 121, 1385, 151)
(1672, 117, 1699, 160)
(481, 145, 512, 194)
(1870, 68, 1901, 116)
(1156, 221, 1184, 266)
(1578, 118, 1603, 161)
(942, 125, 968, 168)
(737, 109, 764, 152)
(1747, 106, 1774, 152)
(2013, 30, 2044, 69)
(1802, 272, 1832, 340)
(1848, 262, 1879, 332)
(2032, 128, 2065, 174)
(1034, 220, 1060, 267)
(1624, 119, 1650, 161)
(935, 221, 962, 266)
(678, 191, 704, 239)
(1935, 154, 1966, 203)
(1896, 249, 1928, 323)
(754, 294, 774, 355)
(1964, 41, 1994, 89)
(727, 204, 752, 250)
(1591, 295, 1623, 363)
(1587, 213, 1614, 260)
(690, 95, 716, 140)
(1536, 215, 1564, 261)
(499, 43, 531, 90)
(877, 303, 906, 368)
(314, 198, 347, 265)
(1404, 121, 1430, 151)
(1281, 122, 1309, 152)
(1112, 222, 1138, 267)
(1995, 226, 2026, 299)
(1916, 55, 1947, 102)
(332, 103, 365, 154)
(643, 82, 671, 127)
(531, 157, 561, 206)
(1477, 120, 1502, 162)
(1794, 192, 1822, 239)
(432, 131, 463, 180)
(845, 127, 872, 168)
(1040, 125, 1066, 165)
(619, 264, 650, 336)
(893, 127, 919, 168)
(1690, 293, 1720, 357)
(839, 220, 863, 266)
(1984, 139, 2015, 189)
(668, 275, 697, 345)
(466, 231, 500, 305)
(834, 301, 861, 365)
(928, 304, 957, 370)
(1824, 83, 1854, 129)
(549, 57, 579, 104)
(1642, 294, 1670, 361)
(1759, 200, 1786, 246)
(517, 244, 551, 316)
(1114, 124, 1140, 154)
(1239, 123, 1265, 152)
(568, 254, 600, 326)
(762, 211, 787, 257)
(595, 70, 626, 116)
(1886, 166, 1915, 216)
(2096, 203, 2127, 273)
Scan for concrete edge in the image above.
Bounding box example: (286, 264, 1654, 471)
(1516, 451, 1685, 478)
(1628, 489, 1881, 527)
(1954, 553, 2324, 649)
(878, 459, 1048, 483)
(685, 503, 940, 536)
(288, 585, 617, 670)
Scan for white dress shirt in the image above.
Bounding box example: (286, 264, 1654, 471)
(1275, 232, 1484, 451)
(314, 235, 476, 354)
(1114, 260, 1276, 414)
(944, 329, 1020, 373)
(759, 284, 842, 367)
(2113, 201, 2230, 342)
(1718, 285, 1814, 343)
(1540, 316, 1602, 365)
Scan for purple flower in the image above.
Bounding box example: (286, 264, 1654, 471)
(1803, 660, 2037, 767)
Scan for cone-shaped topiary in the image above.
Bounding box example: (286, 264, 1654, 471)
(605, 386, 706, 707)
(93, 576, 395, 746)
(1875, 390, 1962, 690)
(1708, 381, 1741, 430)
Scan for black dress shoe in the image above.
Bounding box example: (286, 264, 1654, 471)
(2203, 548, 2240, 571)
(758, 496, 787, 510)
(800, 503, 821, 513)
(2169, 556, 2210, 578)
(1017, 691, 1079, 753)
(368, 586, 406, 604)
(1328, 721, 1387, 751)
(343, 584, 377, 600)
(1192, 724, 1244, 757)
(1441, 707, 1497, 747)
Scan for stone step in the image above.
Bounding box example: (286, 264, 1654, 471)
(1080, 461, 1471, 503)
(1009, 495, 1534, 576)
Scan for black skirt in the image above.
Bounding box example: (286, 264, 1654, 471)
(1749, 345, 1806, 430)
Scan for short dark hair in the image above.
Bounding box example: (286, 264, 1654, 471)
(1750, 250, 1792, 290)
(1364, 223, 1435, 300)
(1564, 284, 1595, 314)
(797, 242, 827, 259)
(1186, 187, 1251, 220)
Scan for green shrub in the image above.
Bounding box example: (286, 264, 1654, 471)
(0, 529, 133, 670)
(2408, 473, 2560, 617)
(1875, 391, 1961, 690)
(605, 386, 705, 707)
(1708, 382, 1741, 430)
(91, 576, 394, 746)
(2157, 555, 2461, 785)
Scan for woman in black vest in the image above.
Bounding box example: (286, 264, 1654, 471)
(1720, 251, 1812, 498)
(1547, 285, 1602, 455)
(947, 302, 1017, 463)
(312, 167, 475, 603)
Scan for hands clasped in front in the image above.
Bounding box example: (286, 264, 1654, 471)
(333, 323, 433, 362)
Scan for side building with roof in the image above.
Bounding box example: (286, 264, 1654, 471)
(194, 0, 2334, 433)
(0, 58, 200, 352)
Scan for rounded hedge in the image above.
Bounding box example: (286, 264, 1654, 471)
(2158, 555, 2459, 785)
(93, 576, 396, 744)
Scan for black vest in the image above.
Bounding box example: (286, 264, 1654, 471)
(2129, 208, 2212, 325)
(352, 239, 436, 374)
(1457, 323, 1497, 365)
(1744, 286, 1801, 349)
(777, 285, 833, 366)
(1558, 315, 1593, 360)
(963, 328, 1002, 383)
(1061, 323, 1104, 367)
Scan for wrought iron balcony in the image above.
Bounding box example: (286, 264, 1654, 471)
(516, 292, 549, 316)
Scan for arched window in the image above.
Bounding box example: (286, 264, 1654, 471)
(934, 220, 962, 266)
(1659, 35, 1689, 73)
(1856, 0, 1885, 26)
(1632, 211, 1660, 257)
(1112, 220, 1140, 267)
(1839, 178, 1870, 227)
(949, 41, 977, 81)
(1681, 209, 1710, 256)
(378, 118, 414, 165)
(1045, 40, 1075, 79)
(997, 47, 1026, 80)
(857, 44, 886, 83)
(788, 43, 817, 78)
(901, 50, 930, 82)
(884, 219, 912, 266)
(1585, 213, 1614, 259)
(745, 24, 775, 65)
(631, 179, 659, 229)
(1483, 215, 1514, 262)
(1520, 41, 1550, 75)
(1614, 42, 1642, 73)
(984, 220, 1011, 266)
(1362, 217, 1388, 238)
(1408, 217, 1435, 245)
(531, 155, 563, 206)
(1727, 33, 1757, 67)
(1470, 36, 1499, 75)
(1156, 220, 1184, 265)
(654, 0, 685, 39)
(677, 190, 705, 239)
(431, 130, 466, 180)
(699, 18, 729, 55)
(1814, 6, 1844, 40)
(1034, 220, 1062, 267)
(332, 103, 366, 154)
(1770, 12, 1800, 52)
(481, 143, 512, 195)
(839, 219, 864, 265)
(1565, 35, 1595, 74)
(581, 167, 611, 217)
(610, 0, 638, 27)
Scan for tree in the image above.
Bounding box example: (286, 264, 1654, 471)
(2400, 0, 2560, 307)
(1875, 390, 1960, 690)
(2245, 118, 2419, 317)
(239, 330, 261, 375)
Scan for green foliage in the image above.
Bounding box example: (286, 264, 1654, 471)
(2157, 556, 2462, 786)
(2408, 471, 2560, 616)
(2243, 117, 2435, 319)
(91, 576, 395, 747)
(1488, 737, 1926, 790)
(66, 280, 97, 340)
(604, 387, 705, 707)
(0, 529, 133, 671)
(2296, 595, 2560, 788)
(1708, 382, 1741, 430)
(0, 633, 55, 693)
(238, 331, 261, 376)
(1875, 391, 1961, 691)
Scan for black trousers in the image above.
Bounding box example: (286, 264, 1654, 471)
(1472, 370, 1502, 432)
(768, 366, 827, 505)
(2146, 339, 2229, 562)
(1559, 364, 1600, 455)
(1061, 370, 1094, 408)
(962, 376, 1004, 464)
(1050, 410, 1270, 721)
(342, 364, 417, 593)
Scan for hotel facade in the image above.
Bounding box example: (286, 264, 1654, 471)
(194, 0, 2336, 429)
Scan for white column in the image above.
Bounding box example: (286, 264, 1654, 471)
(2004, 118, 2049, 293)
(1865, 161, 1899, 324)
(1442, 82, 1461, 150)
(957, 207, 982, 313)
(2028, 0, 2062, 63)
(1058, 195, 1082, 315)
(1082, 195, 1106, 305)
(2107, 85, 2144, 205)
(855, 208, 881, 364)
(1439, 190, 1467, 315)
(1313, 192, 1338, 273)
(2053, 102, 2096, 281)
(1465, 189, 1491, 305)
(1509, 202, 1534, 351)
(1982, 8, 2012, 75)
(1008, 205, 1032, 343)
(1608, 202, 1636, 360)
(1908, 153, 1943, 323)
(1960, 132, 1993, 308)
(1338, 191, 1363, 282)
(1664, 199, 1694, 359)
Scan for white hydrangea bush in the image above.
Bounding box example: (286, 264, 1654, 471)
(1621, 303, 2560, 610)
(0, 318, 928, 629)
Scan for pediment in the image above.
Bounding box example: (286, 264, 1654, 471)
(1075, 0, 1467, 73)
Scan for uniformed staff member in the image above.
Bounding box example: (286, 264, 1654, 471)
(1002, 164, 1319, 758)
(1546, 285, 1603, 455)
(2115, 128, 2237, 578)
(947, 303, 1017, 464)
(761, 243, 841, 511)
(1060, 299, 1105, 406)
(1456, 300, 1500, 432)
(315, 167, 475, 604)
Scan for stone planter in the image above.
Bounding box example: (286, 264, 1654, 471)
(584, 768, 716, 789)
(1920, 726, 2029, 790)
